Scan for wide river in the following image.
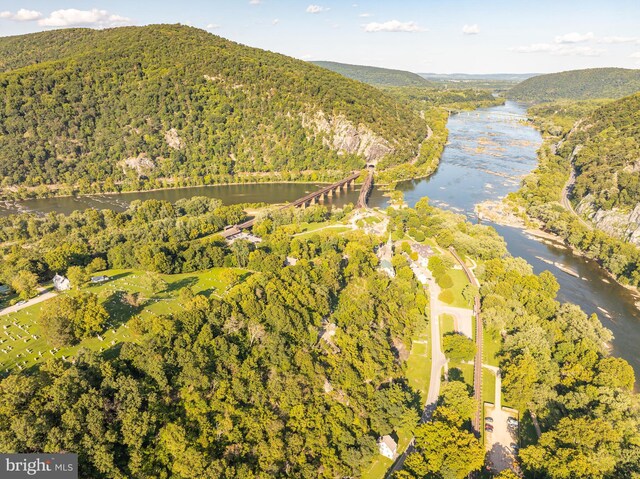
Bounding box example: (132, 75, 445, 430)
(2, 101, 638, 385)
(399, 101, 640, 387)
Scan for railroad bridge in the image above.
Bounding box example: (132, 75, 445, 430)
(220, 170, 372, 239)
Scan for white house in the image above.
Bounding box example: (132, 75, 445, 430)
(53, 274, 70, 291)
(378, 435, 397, 459)
(412, 243, 434, 268)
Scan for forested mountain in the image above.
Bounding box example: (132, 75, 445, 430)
(507, 68, 640, 102)
(0, 25, 429, 193)
(560, 93, 640, 243)
(312, 61, 434, 87)
(515, 94, 640, 285)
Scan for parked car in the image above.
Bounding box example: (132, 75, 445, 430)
(510, 442, 519, 452)
(15, 300, 26, 306)
(485, 417, 493, 423)
(485, 424, 494, 432)
(507, 417, 519, 426)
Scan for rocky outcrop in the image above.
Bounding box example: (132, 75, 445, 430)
(164, 128, 185, 150)
(577, 197, 640, 246)
(301, 111, 394, 164)
(120, 155, 155, 177)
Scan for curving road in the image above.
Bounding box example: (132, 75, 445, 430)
(560, 169, 591, 229)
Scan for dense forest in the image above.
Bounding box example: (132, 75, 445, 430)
(560, 93, 640, 212)
(0, 193, 638, 477)
(507, 68, 640, 102)
(0, 25, 430, 195)
(312, 61, 434, 87)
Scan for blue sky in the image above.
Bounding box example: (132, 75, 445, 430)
(1, 0, 639, 73)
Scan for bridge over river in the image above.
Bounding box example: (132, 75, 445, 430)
(220, 169, 374, 238)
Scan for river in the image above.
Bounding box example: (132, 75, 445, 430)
(0, 182, 389, 217)
(399, 101, 640, 387)
(2, 101, 639, 384)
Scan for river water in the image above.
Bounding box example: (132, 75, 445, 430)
(399, 101, 640, 386)
(0, 182, 389, 217)
(2, 101, 638, 384)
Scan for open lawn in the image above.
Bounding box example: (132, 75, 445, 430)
(483, 368, 496, 404)
(0, 267, 247, 375)
(405, 323, 431, 404)
(483, 329, 501, 367)
(361, 456, 394, 479)
(441, 268, 472, 309)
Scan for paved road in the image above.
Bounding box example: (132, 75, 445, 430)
(385, 267, 446, 478)
(441, 305, 473, 339)
(0, 289, 56, 317)
(560, 169, 591, 229)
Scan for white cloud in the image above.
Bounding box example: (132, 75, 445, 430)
(462, 24, 479, 35)
(554, 32, 594, 44)
(363, 20, 424, 33)
(598, 36, 640, 44)
(306, 5, 328, 14)
(206, 23, 220, 29)
(272, 18, 279, 25)
(0, 9, 42, 21)
(359, 13, 372, 17)
(630, 52, 640, 58)
(249, 0, 261, 4)
(38, 9, 130, 27)
(511, 43, 605, 56)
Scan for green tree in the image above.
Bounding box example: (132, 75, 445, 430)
(442, 333, 476, 363)
(66, 266, 88, 289)
(520, 417, 622, 479)
(402, 413, 485, 479)
(11, 270, 39, 300)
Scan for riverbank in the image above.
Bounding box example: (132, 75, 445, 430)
(477, 198, 640, 301)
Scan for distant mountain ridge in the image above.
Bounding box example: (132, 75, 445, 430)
(420, 73, 538, 82)
(507, 68, 640, 102)
(0, 25, 429, 191)
(312, 60, 434, 87)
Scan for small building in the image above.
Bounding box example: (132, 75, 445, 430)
(377, 236, 395, 278)
(90, 275, 110, 284)
(378, 435, 397, 459)
(52, 274, 70, 291)
(413, 243, 434, 267)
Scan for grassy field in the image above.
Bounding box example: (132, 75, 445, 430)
(441, 268, 472, 309)
(405, 323, 431, 404)
(482, 368, 496, 404)
(483, 329, 501, 367)
(0, 267, 246, 375)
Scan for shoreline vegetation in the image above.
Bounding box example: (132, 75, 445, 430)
(481, 107, 640, 301)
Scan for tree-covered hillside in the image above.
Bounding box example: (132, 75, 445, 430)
(561, 93, 640, 212)
(0, 25, 429, 193)
(507, 68, 640, 102)
(312, 61, 434, 87)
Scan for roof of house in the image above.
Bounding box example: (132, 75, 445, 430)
(380, 435, 397, 451)
(413, 244, 433, 257)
